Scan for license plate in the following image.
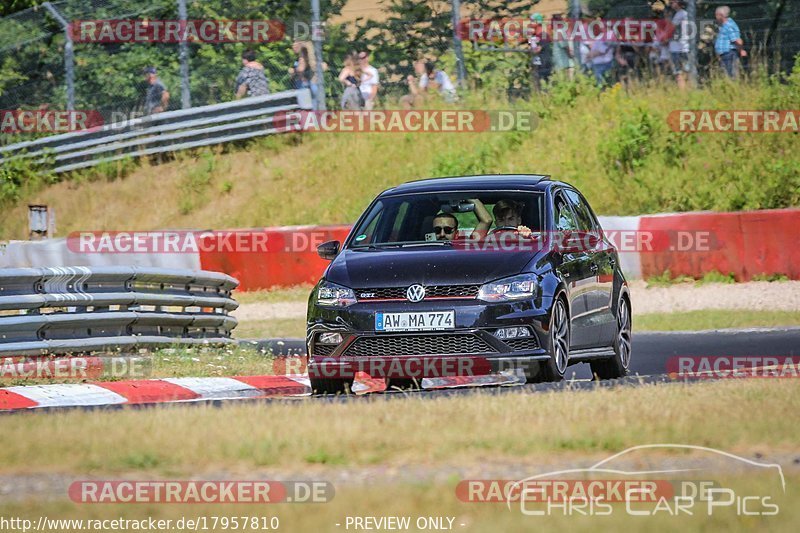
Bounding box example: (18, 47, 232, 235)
(375, 311, 455, 332)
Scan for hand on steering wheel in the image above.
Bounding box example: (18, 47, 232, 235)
(489, 225, 519, 234)
(489, 225, 533, 238)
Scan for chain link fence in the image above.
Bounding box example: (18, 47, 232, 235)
(0, 0, 316, 129)
(1, 0, 799, 141)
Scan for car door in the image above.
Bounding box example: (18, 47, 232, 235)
(552, 191, 595, 350)
(564, 189, 616, 347)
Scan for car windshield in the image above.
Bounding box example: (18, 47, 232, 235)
(348, 191, 545, 248)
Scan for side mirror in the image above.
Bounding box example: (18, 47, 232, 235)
(317, 240, 340, 260)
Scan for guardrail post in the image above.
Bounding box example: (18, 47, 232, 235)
(43, 2, 75, 111)
(178, 0, 192, 109)
(451, 0, 467, 87)
(687, 0, 699, 86)
(311, 0, 326, 110)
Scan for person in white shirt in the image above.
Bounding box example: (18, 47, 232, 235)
(666, 0, 690, 89)
(358, 51, 380, 110)
(418, 62, 457, 102)
(588, 31, 616, 86)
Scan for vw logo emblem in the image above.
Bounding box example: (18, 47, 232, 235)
(406, 284, 426, 302)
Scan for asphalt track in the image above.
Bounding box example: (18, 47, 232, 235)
(244, 327, 800, 381)
(2, 328, 796, 415)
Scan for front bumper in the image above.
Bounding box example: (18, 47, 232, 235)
(306, 297, 554, 379)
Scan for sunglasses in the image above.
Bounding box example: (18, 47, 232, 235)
(434, 226, 455, 234)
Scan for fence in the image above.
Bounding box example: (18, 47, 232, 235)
(0, 88, 311, 173)
(0, 266, 238, 355)
(2, 1, 798, 130)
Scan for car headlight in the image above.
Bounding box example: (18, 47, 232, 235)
(316, 280, 357, 307)
(477, 274, 538, 302)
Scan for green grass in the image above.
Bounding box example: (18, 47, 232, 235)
(148, 345, 275, 377)
(234, 318, 307, 339)
(0, 346, 276, 386)
(646, 270, 792, 286)
(234, 285, 314, 305)
(635, 310, 800, 331)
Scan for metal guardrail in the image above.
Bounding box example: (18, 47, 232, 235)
(0, 88, 312, 174)
(0, 266, 239, 356)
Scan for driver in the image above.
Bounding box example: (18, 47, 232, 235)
(492, 200, 533, 238)
(432, 198, 492, 241)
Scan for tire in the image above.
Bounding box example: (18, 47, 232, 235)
(532, 296, 569, 383)
(310, 377, 353, 395)
(385, 378, 420, 391)
(591, 295, 632, 380)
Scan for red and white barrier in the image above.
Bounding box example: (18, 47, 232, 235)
(3, 210, 798, 288)
(0, 375, 310, 410)
(0, 372, 521, 411)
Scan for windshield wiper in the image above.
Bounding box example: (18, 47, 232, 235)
(396, 241, 452, 247)
(356, 241, 452, 250)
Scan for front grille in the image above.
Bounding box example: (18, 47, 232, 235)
(504, 337, 540, 351)
(356, 284, 480, 301)
(312, 344, 337, 356)
(342, 334, 497, 357)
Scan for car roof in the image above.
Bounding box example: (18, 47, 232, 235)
(381, 174, 555, 196)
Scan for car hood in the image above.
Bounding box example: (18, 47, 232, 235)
(325, 247, 540, 288)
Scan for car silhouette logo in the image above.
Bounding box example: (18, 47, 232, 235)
(406, 284, 426, 302)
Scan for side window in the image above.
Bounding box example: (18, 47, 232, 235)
(352, 201, 383, 245)
(554, 192, 578, 231)
(564, 190, 597, 233)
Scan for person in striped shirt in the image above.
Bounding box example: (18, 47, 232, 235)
(714, 6, 746, 78)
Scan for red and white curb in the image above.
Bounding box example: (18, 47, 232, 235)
(0, 371, 526, 412)
(0, 375, 310, 411)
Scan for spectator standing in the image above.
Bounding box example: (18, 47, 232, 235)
(527, 13, 552, 91)
(588, 29, 615, 86)
(616, 38, 639, 88)
(715, 5, 746, 78)
(143, 67, 169, 114)
(358, 51, 380, 110)
(667, 0, 690, 90)
(649, 2, 673, 78)
(289, 41, 313, 91)
(550, 14, 575, 81)
(235, 49, 270, 99)
(338, 52, 364, 110)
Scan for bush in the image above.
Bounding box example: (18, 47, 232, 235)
(0, 152, 56, 207)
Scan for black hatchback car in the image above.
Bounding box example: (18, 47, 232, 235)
(306, 175, 631, 394)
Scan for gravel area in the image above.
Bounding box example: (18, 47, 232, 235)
(629, 280, 800, 315)
(2, 451, 797, 500)
(231, 281, 800, 323)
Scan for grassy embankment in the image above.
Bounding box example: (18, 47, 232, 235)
(1, 71, 798, 238)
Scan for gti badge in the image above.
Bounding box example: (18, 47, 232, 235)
(406, 284, 426, 302)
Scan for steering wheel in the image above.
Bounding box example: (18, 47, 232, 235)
(489, 226, 519, 235)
